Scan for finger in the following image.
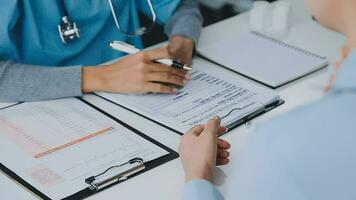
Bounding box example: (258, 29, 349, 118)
(217, 139, 231, 149)
(168, 43, 193, 66)
(341, 45, 350, 59)
(324, 74, 336, 93)
(334, 60, 342, 70)
(324, 84, 332, 93)
(216, 158, 230, 166)
(217, 126, 228, 135)
(145, 72, 187, 86)
(202, 117, 221, 138)
(145, 82, 177, 94)
(329, 74, 335, 84)
(142, 46, 172, 61)
(180, 49, 193, 66)
(147, 63, 189, 79)
(168, 44, 182, 61)
(217, 150, 230, 158)
(168, 37, 182, 55)
(186, 125, 205, 136)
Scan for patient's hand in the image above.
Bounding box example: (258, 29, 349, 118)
(325, 45, 351, 92)
(179, 117, 231, 183)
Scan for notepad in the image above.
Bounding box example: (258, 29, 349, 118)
(97, 58, 283, 134)
(0, 102, 18, 110)
(198, 31, 328, 88)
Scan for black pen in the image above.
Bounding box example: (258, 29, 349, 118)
(110, 41, 192, 71)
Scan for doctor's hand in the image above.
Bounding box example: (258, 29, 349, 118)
(82, 46, 190, 94)
(179, 117, 231, 183)
(168, 36, 195, 66)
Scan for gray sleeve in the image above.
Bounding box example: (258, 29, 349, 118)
(164, 0, 203, 45)
(0, 61, 83, 102)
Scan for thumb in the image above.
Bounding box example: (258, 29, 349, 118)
(168, 43, 183, 63)
(181, 50, 193, 66)
(144, 46, 171, 61)
(202, 117, 221, 140)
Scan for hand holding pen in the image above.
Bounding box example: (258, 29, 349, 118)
(82, 45, 191, 94)
(110, 41, 192, 71)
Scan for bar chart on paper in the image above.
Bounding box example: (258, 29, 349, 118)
(0, 99, 116, 159)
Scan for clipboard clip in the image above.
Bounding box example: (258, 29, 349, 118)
(85, 157, 145, 191)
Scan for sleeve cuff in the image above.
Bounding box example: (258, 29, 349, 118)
(182, 179, 224, 200)
(0, 61, 83, 102)
(167, 16, 202, 45)
(164, 0, 203, 46)
(53, 65, 83, 98)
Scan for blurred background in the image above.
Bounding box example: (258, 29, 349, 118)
(142, 0, 276, 46)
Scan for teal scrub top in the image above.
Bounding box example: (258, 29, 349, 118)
(0, 0, 181, 66)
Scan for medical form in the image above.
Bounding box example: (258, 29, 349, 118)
(98, 58, 282, 134)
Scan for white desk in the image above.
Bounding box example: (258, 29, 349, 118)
(0, 0, 346, 199)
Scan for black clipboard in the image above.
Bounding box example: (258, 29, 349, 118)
(0, 98, 179, 200)
(95, 93, 284, 135)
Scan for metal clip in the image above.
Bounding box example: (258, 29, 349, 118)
(85, 157, 145, 191)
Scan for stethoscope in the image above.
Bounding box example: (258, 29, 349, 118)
(57, 0, 157, 44)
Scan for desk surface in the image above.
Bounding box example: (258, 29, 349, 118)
(0, 0, 346, 199)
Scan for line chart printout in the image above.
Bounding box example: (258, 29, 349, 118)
(0, 98, 168, 199)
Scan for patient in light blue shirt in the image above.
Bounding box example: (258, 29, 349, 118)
(179, 0, 356, 199)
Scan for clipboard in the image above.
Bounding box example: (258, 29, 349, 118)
(0, 98, 179, 200)
(95, 94, 284, 135)
(94, 57, 284, 136)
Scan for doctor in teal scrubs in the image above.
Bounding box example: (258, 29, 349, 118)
(179, 0, 356, 199)
(0, 0, 203, 102)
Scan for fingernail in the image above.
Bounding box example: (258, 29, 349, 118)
(213, 116, 220, 120)
(172, 88, 178, 93)
(223, 127, 228, 133)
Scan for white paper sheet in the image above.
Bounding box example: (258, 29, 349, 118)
(0, 98, 168, 199)
(198, 32, 327, 87)
(98, 58, 280, 133)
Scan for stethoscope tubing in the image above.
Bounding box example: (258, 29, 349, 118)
(57, 0, 157, 38)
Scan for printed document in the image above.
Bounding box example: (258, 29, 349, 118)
(0, 98, 168, 199)
(98, 58, 281, 133)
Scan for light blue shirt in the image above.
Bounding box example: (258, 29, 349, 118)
(182, 50, 356, 200)
(0, 0, 180, 66)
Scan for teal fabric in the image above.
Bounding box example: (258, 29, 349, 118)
(0, 0, 180, 66)
(0, 0, 203, 102)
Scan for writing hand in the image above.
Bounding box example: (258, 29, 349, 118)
(82, 46, 190, 94)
